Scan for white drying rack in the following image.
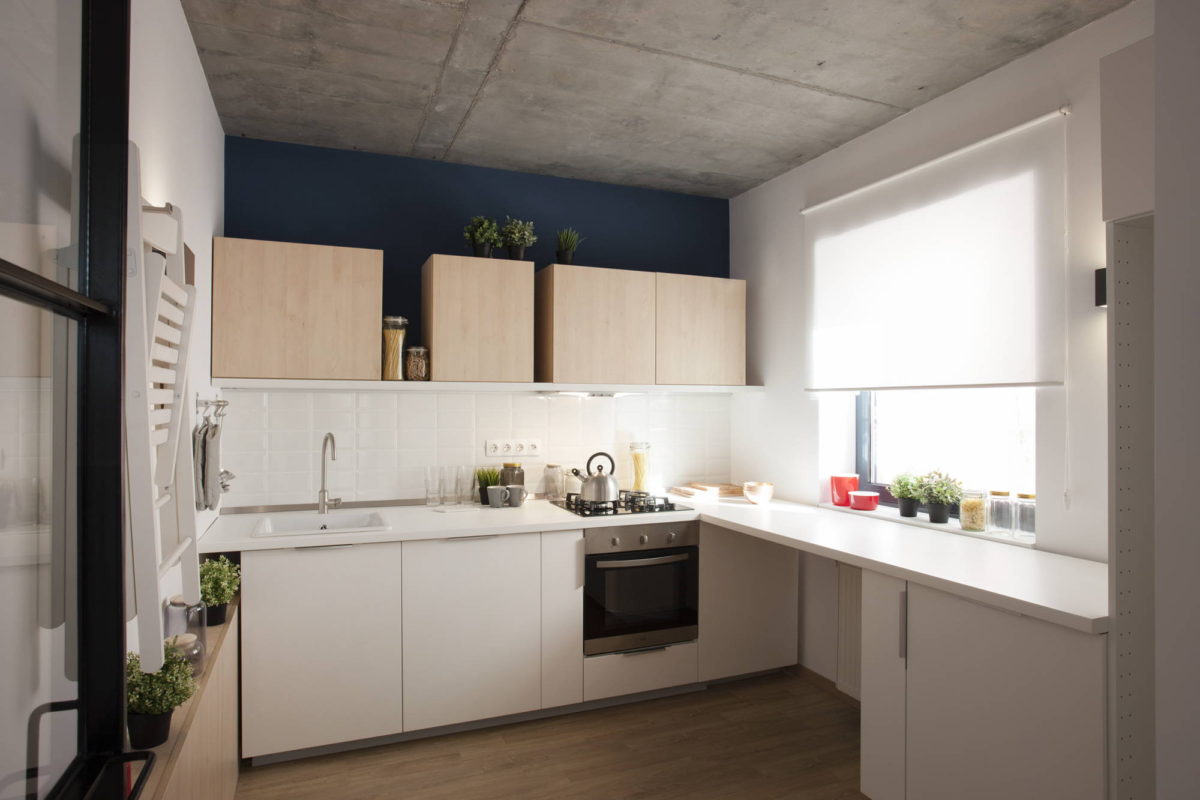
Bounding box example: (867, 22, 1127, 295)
(124, 143, 201, 671)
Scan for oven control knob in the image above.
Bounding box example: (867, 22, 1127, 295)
(611, 536, 620, 547)
(639, 534, 649, 545)
(666, 531, 678, 543)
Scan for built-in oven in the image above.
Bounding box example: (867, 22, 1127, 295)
(583, 521, 699, 656)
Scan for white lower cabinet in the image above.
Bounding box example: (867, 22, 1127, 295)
(860, 571, 1107, 800)
(698, 522, 799, 681)
(402, 533, 542, 731)
(541, 530, 584, 708)
(240, 543, 405, 757)
(584, 642, 699, 701)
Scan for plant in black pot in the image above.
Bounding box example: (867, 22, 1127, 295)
(199, 555, 240, 626)
(463, 216, 500, 258)
(500, 216, 537, 260)
(555, 227, 584, 265)
(475, 466, 500, 505)
(889, 473, 922, 517)
(126, 648, 196, 748)
(918, 470, 962, 524)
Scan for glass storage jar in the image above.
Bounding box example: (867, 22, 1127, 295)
(405, 346, 429, 381)
(543, 465, 565, 501)
(987, 490, 1014, 536)
(959, 489, 986, 532)
(629, 442, 651, 492)
(167, 632, 206, 678)
(1015, 493, 1037, 541)
(500, 463, 524, 488)
(382, 316, 408, 380)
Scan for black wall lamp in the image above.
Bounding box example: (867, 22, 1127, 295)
(1095, 267, 1107, 307)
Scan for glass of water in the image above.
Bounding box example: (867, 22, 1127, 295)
(441, 466, 460, 505)
(424, 465, 440, 506)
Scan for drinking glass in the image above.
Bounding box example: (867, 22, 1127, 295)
(424, 465, 440, 506)
(441, 466, 460, 505)
(458, 466, 476, 504)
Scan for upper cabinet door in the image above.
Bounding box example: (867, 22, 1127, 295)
(422, 255, 534, 382)
(655, 273, 746, 385)
(535, 264, 656, 384)
(211, 237, 383, 379)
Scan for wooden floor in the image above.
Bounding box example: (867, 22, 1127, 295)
(236, 669, 866, 800)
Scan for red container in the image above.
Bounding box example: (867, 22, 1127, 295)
(849, 490, 880, 511)
(830, 474, 860, 506)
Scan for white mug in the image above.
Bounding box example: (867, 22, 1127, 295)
(507, 485, 530, 507)
(486, 485, 511, 508)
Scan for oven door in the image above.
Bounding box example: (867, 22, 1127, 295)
(584, 546, 698, 655)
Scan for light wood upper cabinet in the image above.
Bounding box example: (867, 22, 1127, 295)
(535, 264, 656, 384)
(422, 254, 534, 382)
(655, 273, 746, 385)
(211, 237, 383, 380)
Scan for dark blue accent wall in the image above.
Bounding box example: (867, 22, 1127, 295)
(224, 137, 729, 344)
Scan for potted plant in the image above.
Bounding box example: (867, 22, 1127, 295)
(889, 473, 922, 517)
(918, 470, 963, 524)
(126, 648, 196, 748)
(555, 228, 584, 264)
(475, 466, 500, 505)
(199, 555, 240, 626)
(500, 217, 537, 260)
(463, 216, 500, 258)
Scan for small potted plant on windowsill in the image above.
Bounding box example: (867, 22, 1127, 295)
(126, 648, 196, 748)
(889, 473, 922, 518)
(463, 216, 501, 258)
(555, 227, 584, 265)
(199, 555, 240, 626)
(918, 470, 962, 524)
(500, 216, 537, 260)
(475, 466, 500, 505)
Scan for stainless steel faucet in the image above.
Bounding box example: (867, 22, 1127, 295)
(318, 432, 341, 514)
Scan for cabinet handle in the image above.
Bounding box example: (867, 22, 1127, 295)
(899, 590, 908, 661)
(292, 543, 354, 551)
(620, 645, 669, 656)
(442, 534, 499, 542)
(596, 553, 689, 569)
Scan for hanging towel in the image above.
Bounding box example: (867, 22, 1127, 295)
(193, 420, 209, 511)
(204, 421, 223, 510)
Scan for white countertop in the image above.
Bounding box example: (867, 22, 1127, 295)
(200, 496, 1108, 634)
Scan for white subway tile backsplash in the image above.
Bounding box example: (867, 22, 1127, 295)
(219, 389, 731, 507)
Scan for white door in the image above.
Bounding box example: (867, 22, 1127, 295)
(402, 533, 542, 731)
(860, 570, 907, 800)
(240, 543, 404, 757)
(905, 584, 1106, 799)
(541, 530, 584, 708)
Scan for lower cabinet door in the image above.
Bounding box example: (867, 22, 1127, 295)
(583, 642, 699, 702)
(905, 584, 1106, 800)
(402, 533, 542, 731)
(860, 570, 908, 800)
(240, 543, 404, 757)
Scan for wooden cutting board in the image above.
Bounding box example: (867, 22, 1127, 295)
(670, 482, 744, 498)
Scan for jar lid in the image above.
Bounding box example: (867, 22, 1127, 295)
(1017, 492, 1036, 499)
(168, 594, 188, 606)
(503, 462, 522, 468)
(167, 633, 197, 648)
(989, 490, 1011, 496)
(406, 345, 427, 353)
(383, 316, 408, 326)
(545, 464, 560, 468)
(629, 441, 650, 449)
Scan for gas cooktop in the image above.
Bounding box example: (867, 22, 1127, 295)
(551, 491, 690, 517)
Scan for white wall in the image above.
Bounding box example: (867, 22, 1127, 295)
(1154, 0, 1200, 794)
(729, 1, 1152, 677)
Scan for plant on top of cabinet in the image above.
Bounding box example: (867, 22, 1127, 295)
(501, 217, 537, 260)
(463, 216, 501, 258)
(917, 470, 962, 524)
(126, 647, 197, 748)
(475, 466, 500, 504)
(890, 472, 922, 518)
(200, 555, 241, 626)
(555, 228, 585, 264)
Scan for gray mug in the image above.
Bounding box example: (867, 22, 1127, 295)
(507, 485, 530, 507)
(486, 485, 511, 508)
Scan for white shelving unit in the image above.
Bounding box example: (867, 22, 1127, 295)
(213, 378, 766, 395)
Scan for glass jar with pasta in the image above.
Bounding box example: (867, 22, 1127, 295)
(629, 441, 651, 493)
(959, 489, 986, 532)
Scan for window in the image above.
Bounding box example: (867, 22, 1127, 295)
(856, 388, 1036, 505)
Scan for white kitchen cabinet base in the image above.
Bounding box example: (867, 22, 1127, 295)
(541, 530, 584, 708)
(583, 642, 699, 702)
(860, 570, 907, 800)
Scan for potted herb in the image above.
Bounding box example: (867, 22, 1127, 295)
(500, 217, 537, 260)
(555, 228, 585, 264)
(463, 216, 500, 258)
(889, 473, 922, 518)
(126, 648, 196, 748)
(918, 470, 963, 524)
(475, 466, 500, 505)
(199, 555, 240, 626)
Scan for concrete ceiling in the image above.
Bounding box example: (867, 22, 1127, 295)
(182, 0, 1130, 198)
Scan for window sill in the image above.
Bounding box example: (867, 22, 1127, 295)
(819, 502, 1036, 549)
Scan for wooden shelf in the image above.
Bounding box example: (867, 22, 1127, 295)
(212, 378, 765, 395)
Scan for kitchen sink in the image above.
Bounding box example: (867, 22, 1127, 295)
(250, 511, 391, 538)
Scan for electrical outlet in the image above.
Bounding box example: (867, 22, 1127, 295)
(484, 439, 543, 459)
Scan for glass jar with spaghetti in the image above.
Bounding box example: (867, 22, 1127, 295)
(629, 441, 651, 492)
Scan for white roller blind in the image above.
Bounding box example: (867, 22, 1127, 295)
(804, 114, 1066, 390)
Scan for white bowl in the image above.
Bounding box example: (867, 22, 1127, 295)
(743, 482, 775, 504)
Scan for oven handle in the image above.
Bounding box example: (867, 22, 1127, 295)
(595, 553, 690, 569)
